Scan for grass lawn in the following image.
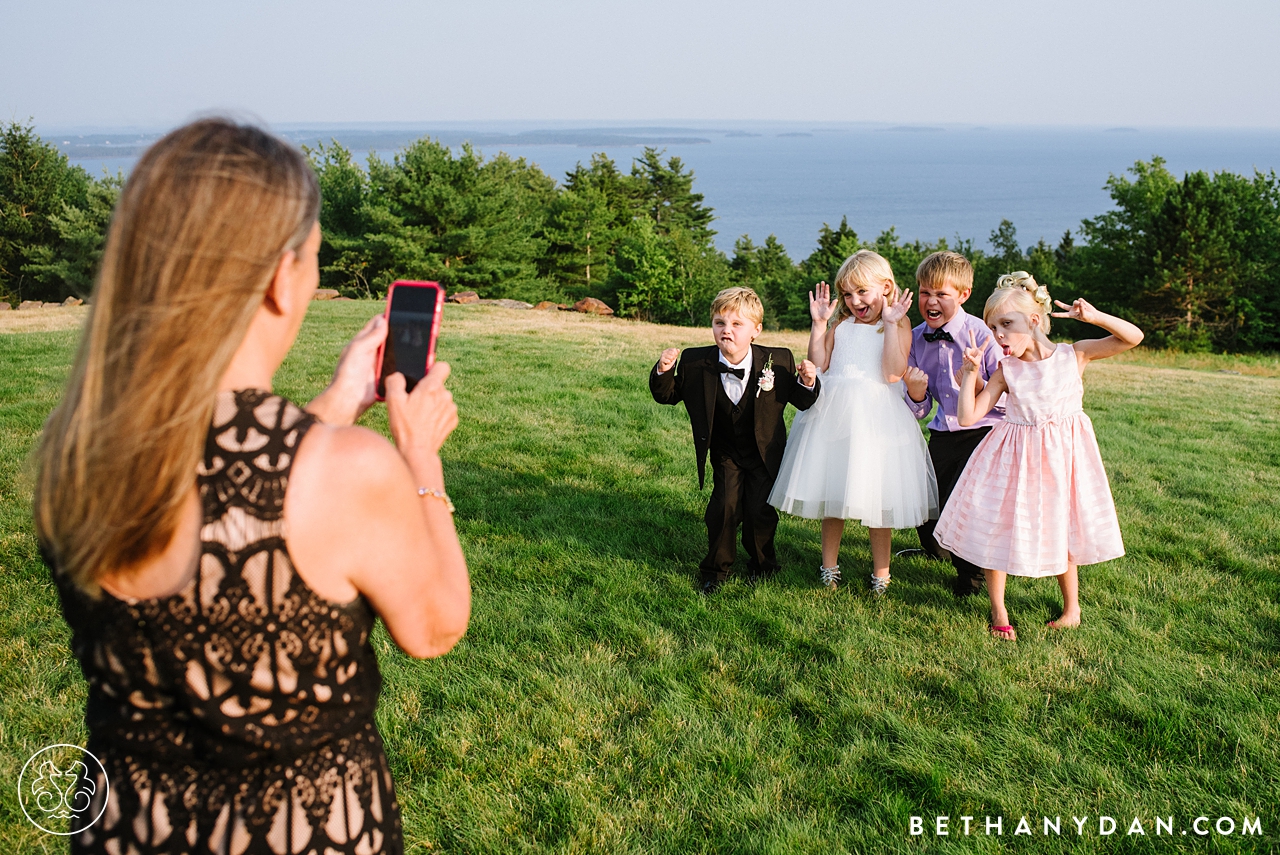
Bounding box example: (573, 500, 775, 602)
(1, 302, 1278, 853)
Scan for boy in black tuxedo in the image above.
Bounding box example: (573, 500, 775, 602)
(650, 287, 820, 593)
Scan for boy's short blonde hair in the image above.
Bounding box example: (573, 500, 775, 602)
(833, 250, 897, 324)
(916, 251, 974, 293)
(709, 286, 764, 327)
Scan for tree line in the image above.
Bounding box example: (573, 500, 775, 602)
(3, 120, 1279, 352)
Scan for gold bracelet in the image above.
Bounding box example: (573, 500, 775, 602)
(417, 487, 455, 514)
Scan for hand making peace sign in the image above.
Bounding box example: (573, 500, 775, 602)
(961, 328, 990, 374)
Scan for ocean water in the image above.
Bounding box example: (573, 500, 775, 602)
(68, 124, 1280, 258)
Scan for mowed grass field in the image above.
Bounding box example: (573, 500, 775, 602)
(1, 302, 1278, 854)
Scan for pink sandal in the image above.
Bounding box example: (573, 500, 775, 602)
(989, 624, 1017, 641)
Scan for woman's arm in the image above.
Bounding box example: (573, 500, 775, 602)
(1054, 298, 1145, 367)
(287, 364, 470, 659)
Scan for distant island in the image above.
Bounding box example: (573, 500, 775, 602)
(50, 128, 714, 158)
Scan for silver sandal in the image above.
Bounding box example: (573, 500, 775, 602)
(869, 574, 891, 598)
(819, 565, 841, 590)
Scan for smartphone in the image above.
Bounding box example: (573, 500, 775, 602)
(375, 280, 444, 400)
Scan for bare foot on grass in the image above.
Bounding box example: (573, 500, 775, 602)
(1046, 610, 1081, 630)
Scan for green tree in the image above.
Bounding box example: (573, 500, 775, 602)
(730, 235, 801, 328)
(563, 154, 634, 231)
(799, 217, 860, 286)
(23, 172, 121, 297)
(628, 148, 716, 243)
(357, 139, 556, 300)
(0, 120, 93, 303)
(611, 220, 728, 325)
(307, 141, 378, 296)
(1074, 158, 1280, 351)
(542, 185, 616, 301)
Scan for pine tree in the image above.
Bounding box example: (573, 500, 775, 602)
(628, 148, 716, 243)
(0, 121, 93, 303)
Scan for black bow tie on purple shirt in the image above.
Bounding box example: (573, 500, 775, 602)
(717, 364, 746, 379)
(923, 328, 954, 343)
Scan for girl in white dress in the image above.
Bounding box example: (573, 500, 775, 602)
(769, 251, 938, 593)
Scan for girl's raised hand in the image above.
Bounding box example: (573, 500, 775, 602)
(1052, 298, 1099, 324)
(809, 281, 838, 324)
(882, 288, 913, 324)
(961, 328, 990, 374)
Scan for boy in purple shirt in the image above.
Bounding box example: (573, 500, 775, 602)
(884, 251, 1003, 596)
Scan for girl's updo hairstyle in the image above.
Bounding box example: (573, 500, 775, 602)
(984, 271, 1054, 335)
(833, 250, 898, 327)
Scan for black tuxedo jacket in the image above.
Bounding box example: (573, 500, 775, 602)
(650, 344, 820, 488)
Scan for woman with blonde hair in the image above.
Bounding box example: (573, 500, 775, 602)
(35, 118, 470, 854)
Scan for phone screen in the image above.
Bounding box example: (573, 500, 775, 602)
(378, 284, 440, 397)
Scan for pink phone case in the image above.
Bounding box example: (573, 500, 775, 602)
(374, 280, 444, 401)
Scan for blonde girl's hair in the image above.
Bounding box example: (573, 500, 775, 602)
(833, 250, 898, 327)
(34, 118, 320, 594)
(984, 271, 1055, 335)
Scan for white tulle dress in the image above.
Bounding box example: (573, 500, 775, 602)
(769, 319, 938, 528)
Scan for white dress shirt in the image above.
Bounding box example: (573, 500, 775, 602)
(718, 350, 752, 405)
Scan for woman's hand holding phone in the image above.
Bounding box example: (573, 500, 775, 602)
(306, 314, 386, 426)
(385, 363, 458, 487)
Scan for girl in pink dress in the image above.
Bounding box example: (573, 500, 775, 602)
(933, 272, 1144, 640)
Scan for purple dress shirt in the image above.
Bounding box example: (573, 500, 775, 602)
(906, 309, 1005, 432)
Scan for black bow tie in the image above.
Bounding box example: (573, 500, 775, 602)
(923, 328, 954, 343)
(717, 364, 746, 379)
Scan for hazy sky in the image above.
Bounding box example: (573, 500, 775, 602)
(4, 0, 1279, 130)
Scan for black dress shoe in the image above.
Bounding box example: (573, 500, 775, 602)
(895, 547, 940, 560)
(746, 567, 778, 585)
(952, 573, 984, 597)
(700, 578, 724, 595)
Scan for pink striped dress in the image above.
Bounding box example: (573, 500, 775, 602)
(933, 343, 1124, 577)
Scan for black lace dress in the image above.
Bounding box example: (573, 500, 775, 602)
(52, 390, 403, 854)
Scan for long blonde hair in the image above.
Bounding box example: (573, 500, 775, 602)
(833, 250, 899, 328)
(34, 119, 319, 593)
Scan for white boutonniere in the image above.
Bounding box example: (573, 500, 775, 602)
(757, 354, 775, 396)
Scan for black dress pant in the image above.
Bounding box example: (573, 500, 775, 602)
(700, 454, 779, 583)
(916, 426, 993, 587)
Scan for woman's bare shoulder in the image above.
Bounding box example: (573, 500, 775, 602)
(284, 423, 417, 602)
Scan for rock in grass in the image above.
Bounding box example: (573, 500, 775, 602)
(312, 289, 340, 301)
(532, 301, 566, 311)
(0, 302, 10, 311)
(62, 296, 84, 307)
(18, 301, 44, 310)
(447, 291, 480, 304)
(573, 297, 614, 315)
(478, 298, 532, 309)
